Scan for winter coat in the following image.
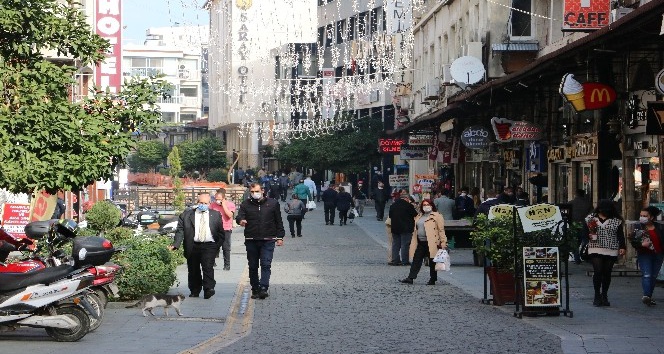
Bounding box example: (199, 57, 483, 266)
(279, 175, 290, 189)
(236, 197, 285, 240)
(373, 187, 388, 203)
(284, 199, 306, 216)
(322, 188, 338, 207)
(409, 212, 448, 259)
(294, 183, 311, 201)
(335, 191, 353, 211)
(388, 199, 418, 234)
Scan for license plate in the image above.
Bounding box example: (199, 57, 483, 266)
(108, 283, 120, 297)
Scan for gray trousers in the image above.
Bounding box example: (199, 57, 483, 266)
(391, 232, 412, 264)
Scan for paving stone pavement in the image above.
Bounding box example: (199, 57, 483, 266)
(220, 206, 562, 354)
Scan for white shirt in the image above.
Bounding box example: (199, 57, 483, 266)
(194, 210, 213, 242)
(304, 178, 316, 195)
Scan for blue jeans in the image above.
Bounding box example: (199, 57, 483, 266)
(637, 253, 664, 297)
(245, 240, 276, 291)
(391, 232, 412, 264)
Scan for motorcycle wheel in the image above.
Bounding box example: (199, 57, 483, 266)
(93, 287, 109, 308)
(45, 306, 90, 342)
(87, 293, 104, 332)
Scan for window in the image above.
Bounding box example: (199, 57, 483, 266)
(180, 114, 196, 122)
(325, 24, 334, 48)
(131, 58, 147, 67)
(180, 86, 198, 97)
(336, 19, 345, 44)
(358, 11, 368, 37)
(370, 8, 379, 34)
(317, 27, 324, 46)
(162, 112, 176, 123)
(509, 0, 533, 38)
(129, 57, 164, 77)
(348, 16, 356, 41)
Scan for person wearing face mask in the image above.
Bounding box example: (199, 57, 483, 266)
(209, 188, 236, 270)
(454, 187, 476, 219)
(373, 181, 389, 221)
(629, 206, 664, 306)
(399, 199, 447, 285)
(170, 193, 225, 299)
(236, 183, 285, 300)
(582, 199, 626, 307)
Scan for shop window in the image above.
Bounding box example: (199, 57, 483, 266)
(577, 163, 592, 202)
(555, 164, 570, 204)
(636, 157, 660, 204)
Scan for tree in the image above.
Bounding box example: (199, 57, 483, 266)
(275, 118, 383, 174)
(0, 0, 166, 194)
(127, 140, 169, 172)
(177, 137, 226, 174)
(168, 147, 185, 213)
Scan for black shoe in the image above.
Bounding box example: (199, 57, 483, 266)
(189, 292, 200, 298)
(251, 289, 260, 299)
(388, 261, 401, 266)
(426, 279, 436, 285)
(593, 294, 602, 307)
(292, 235, 295, 238)
(601, 294, 610, 307)
(258, 288, 269, 299)
(298, 234, 302, 237)
(359, 215, 363, 217)
(402, 262, 411, 266)
(214, 262, 217, 267)
(399, 278, 413, 284)
(223, 265, 230, 271)
(344, 222, 347, 225)
(325, 222, 329, 225)
(204, 289, 215, 299)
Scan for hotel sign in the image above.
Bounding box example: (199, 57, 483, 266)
(94, 0, 122, 93)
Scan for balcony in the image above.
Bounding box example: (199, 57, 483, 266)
(156, 95, 200, 107)
(123, 68, 164, 77)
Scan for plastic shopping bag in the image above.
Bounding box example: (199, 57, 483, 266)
(433, 249, 451, 271)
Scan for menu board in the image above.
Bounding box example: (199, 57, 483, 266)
(523, 247, 561, 307)
(1, 203, 31, 238)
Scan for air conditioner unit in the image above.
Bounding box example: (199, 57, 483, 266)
(441, 64, 454, 86)
(369, 90, 379, 103)
(178, 70, 190, 79)
(611, 8, 633, 23)
(424, 79, 440, 100)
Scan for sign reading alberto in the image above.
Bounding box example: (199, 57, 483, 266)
(488, 204, 515, 220)
(517, 203, 563, 233)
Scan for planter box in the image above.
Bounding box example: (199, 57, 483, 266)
(487, 267, 516, 306)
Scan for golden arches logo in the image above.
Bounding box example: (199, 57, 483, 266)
(236, 0, 252, 10)
(590, 88, 610, 103)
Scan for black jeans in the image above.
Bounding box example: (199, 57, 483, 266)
(408, 240, 437, 281)
(245, 240, 276, 291)
(339, 209, 349, 224)
(280, 187, 288, 201)
(287, 215, 303, 236)
(324, 204, 335, 224)
(590, 254, 617, 296)
(375, 201, 386, 219)
(218, 230, 232, 267)
(187, 242, 218, 293)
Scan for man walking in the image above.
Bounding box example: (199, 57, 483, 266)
(278, 172, 290, 201)
(322, 183, 338, 225)
(373, 181, 389, 221)
(236, 183, 285, 299)
(352, 180, 367, 217)
(210, 188, 236, 271)
(475, 189, 500, 217)
(388, 192, 418, 266)
(170, 193, 224, 299)
(454, 186, 476, 219)
(304, 175, 317, 202)
(434, 189, 455, 221)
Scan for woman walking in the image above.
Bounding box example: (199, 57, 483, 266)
(399, 199, 447, 285)
(335, 187, 353, 226)
(583, 199, 626, 307)
(629, 206, 664, 306)
(284, 194, 305, 238)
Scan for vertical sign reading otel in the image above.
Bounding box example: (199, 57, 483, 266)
(95, 0, 122, 93)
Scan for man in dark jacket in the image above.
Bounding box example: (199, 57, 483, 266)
(497, 186, 516, 204)
(454, 186, 476, 218)
(170, 193, 225, 299)
(570, 189, 593, 264)
(236, 183, 285, 299)
(321, 183, 338, 225)
(373, 181, 389, 221)
(278, 173, 290, 201)
(475, 189, 501, 217)
(388, 192, 418, 266)
(352, 180, 367, 217)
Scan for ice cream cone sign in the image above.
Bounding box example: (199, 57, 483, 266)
(559, 74, 616, 112)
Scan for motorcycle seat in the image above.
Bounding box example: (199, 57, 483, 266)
(0, 264, 76, 292)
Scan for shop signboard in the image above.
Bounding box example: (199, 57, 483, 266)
(460, 125, 490, 149)
(546, 145, 569, 163)
(570, 134, 598, 161)
(646, 101, 664, 135)
(582, 83, 616, 110)
(517, 203, 563, 233)
(399, 145, 428, 160)
(415, 174, 437, 192)
(389, 174, 409, 187)
(488, 204, 515, 220)
(29, 190, 58, 222)
(378, 138, 404, 154)
(562, 0, 610, 32)
(491, 118, 543, 143)
(2, 203, 31, 238)
(523, 247, 561, 307)
(408, 133, 435, 146)
(526, 141, 547, 173)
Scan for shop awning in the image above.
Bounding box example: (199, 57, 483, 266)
(386, 102, 464, 136)
(491, 42, 539, 52)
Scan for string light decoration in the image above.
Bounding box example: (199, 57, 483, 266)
(164, 0, 431, 139)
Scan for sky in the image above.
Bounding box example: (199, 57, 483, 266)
(122, 0, 209, 45)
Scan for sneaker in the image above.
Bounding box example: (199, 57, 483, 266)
(643, 296, 653, 306)
(258, 288, 269, 299)
(223, 265, 230, 271)
(399, 278, 413, 284)
(388, 261, 401, 266)
(297, 234, 302, 237)
(251, 289, 260, 299)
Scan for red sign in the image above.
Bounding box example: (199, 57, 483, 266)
(2, 203, 31, 238)
(95, 0, 122, 93)
(491, 118, 543, 143)
(562, 0, 610, 31)
(379, 138, 405, 154)
(582, 82, 616, 110)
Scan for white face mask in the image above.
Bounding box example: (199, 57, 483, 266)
(640, 216, 650, 224)
(251, 192, 262, 200)
(461, 193, 467, 197)
(422, 206, 433, 213)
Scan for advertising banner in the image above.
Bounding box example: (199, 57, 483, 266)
(491, 118, 543, 143)
(400, 146, 428, 160)
(1, 203, 31, 238)
(517, 203, 563, 232)
(523, 247, 561, 307)
(415, 174, 436, 192)
(386, 0, 412, 34)
(488, 204, 515, 220)
(95, 0, 122, 93)
(378, 138, 404, 154)
(461, 125, 491, 149)
(562, 0, 610, 31)
(29, 191, 57, 222)
(389, 174, 409, 187)
(408, 133, 435, 146)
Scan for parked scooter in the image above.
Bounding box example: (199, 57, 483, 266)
(0, 220, 114, 341)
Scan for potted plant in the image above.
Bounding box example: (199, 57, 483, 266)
(471, 213, 579, 306)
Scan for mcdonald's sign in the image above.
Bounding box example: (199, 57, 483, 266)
(581, 82, 616, 110)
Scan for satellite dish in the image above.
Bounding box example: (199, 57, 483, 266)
(450, 56, 486, 85)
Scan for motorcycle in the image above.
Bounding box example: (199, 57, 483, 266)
(119, 206, 161, 236)
(0, 219, 114, 341)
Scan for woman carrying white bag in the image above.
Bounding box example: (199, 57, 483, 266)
(399, 199, 448, 285)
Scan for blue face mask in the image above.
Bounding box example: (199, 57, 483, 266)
(198, 204, 209, 212)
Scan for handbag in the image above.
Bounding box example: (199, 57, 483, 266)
(579, 242, 590, 261)
(306, 199, 317, 211)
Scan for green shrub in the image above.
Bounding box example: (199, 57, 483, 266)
(207, 168, 228, 182)
(105, 227, 134, 244)
(159, 167, 171, 176)
(85, 201, 121, 234)
(112, 235, 184, 300)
